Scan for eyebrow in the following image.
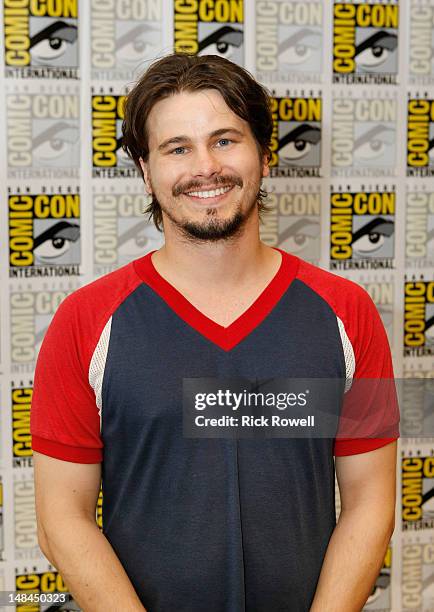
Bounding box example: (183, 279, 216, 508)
(157, 128, 245, 152)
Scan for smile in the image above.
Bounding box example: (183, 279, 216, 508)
(184, 185, 233, 200)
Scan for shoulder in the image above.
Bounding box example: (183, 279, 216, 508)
(44, 260, 143, 365)
(58, 260, 142, 321)
(294, 257, 377, 326)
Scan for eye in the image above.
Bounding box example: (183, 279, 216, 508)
(199, 41, 236, 59)
(34, 138, 68, 160)
(283, 232, 314, 253)
(278, 124, 321, 164)
(197, 26, 243, 59)
(30, 22, 78, 62)
(216, 138, 232, 147)
(31, 38, 69, 60)
(279, 219, 320, 252)
(352, 232, 386, 253)
(118, 222, 162, 259)
(280, 44, 313, 65)
(352, 218, 394, 254)
(33, 222, 80, 262)
(116, 39, 154, 62)
(354, 139, 386, 160)
(354, 31, 397, 69)
(279, 140, 312, 161)
(356, 46, 390, 68)
(171, 147, 186, 155)
(34, 236, 73, 259)
(33, 125, 79, 161)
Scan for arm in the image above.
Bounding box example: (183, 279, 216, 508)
(309, 441, 397, 612)
(34, 451, 146, 612)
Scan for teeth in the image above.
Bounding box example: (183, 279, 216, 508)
(187, 186, 232, 199)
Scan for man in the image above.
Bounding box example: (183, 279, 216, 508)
(31, 53, 399, 612)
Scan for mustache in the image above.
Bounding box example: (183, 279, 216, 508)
(173, 175, 243, 196)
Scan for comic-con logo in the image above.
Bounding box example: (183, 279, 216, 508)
(332, 94, 397, 177)
(269, 95, 321, 178)
(261, 186, 320, 263)
(402, 536, 434, 610)
(97, 488, 103, 529)
(4, 0, 78, 79)
(10, 287, 72, 374)
(16, 567, 69, 608)
(256, 1, 322, 83)
(404, 280, 434, 357)
(406, 188, 434, 269)
(13, 472, 39, 557)
(402, 452, 434, 530)
(11, 385, 33, 468)
(9, 189, 81, 278)
(409, 0, 434, 85)
(401, 365, 434, 438)
(93, 188, 163, 276)
(330, 189, 395, 270)
(92, 91, 136, 178)
(333, 1, 398, 84)
(365, 547, 392, 609)
(6, 88, 80, 179)
(407, 97, 434, 177)
(91, 0, 162, 80)
(174, 0, 244, 65)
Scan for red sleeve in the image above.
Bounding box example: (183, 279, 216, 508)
(30, 292, 104, 463)
(30, 262, 143, 463)
(333, 284, 400, 456)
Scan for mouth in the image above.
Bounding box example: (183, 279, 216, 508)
(183, 184, 235, 206)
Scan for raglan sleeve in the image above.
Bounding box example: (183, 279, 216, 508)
(30, 291, 103, 463)
(333, 285, 400, 457)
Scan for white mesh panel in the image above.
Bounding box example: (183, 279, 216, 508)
(336, 316, 355, 393)
(89, 316, 112, 426)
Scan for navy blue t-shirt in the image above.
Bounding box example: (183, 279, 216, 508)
(31, 248, 399, 611)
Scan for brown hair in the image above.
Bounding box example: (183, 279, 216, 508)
(122, 53, 273, 231)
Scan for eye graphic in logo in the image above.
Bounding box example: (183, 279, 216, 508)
(30, 20, 78, 65)
(278, 218, 320, 256)
(115, 23, 161, 70)
(353, 124, 395, 166)
(279, 27, 322, 70)
(117, 220, 162, 264)
(278, 123, 321, 166)
(33, 121, 80, 167)
(33, 221, 80, 265)
(355, 29, 397, 73)
(197, 25, 243, 60)
(351, 217, 394, 257)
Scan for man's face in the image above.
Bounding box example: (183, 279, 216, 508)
(140, 89, 269, 241)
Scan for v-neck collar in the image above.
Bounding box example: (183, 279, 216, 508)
(133, 247, 300, 351)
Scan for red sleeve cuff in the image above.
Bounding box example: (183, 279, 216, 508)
(334, 437, 398, 457)
(32, 435, 103, 463)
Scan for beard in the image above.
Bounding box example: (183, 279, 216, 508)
(156, 192, 259, 242)
(150, 169, 263, 243)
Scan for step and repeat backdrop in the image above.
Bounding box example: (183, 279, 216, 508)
(0, 0, 433, 610)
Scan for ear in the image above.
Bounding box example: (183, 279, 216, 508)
(139, 157, 152, 193)
(261, 152, 270, 179)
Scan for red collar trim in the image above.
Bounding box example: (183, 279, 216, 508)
(133, 247, 299, 351)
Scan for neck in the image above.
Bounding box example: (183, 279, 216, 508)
(151, 213, 277, 291)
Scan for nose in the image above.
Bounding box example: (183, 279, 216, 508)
(191, 145, 222, 179)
